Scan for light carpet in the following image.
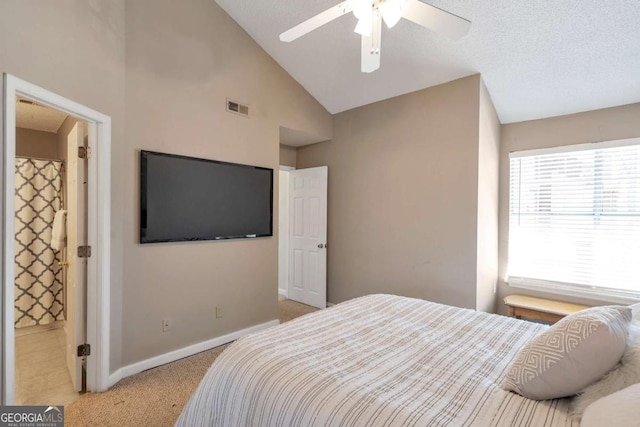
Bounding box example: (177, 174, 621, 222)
(64, 298, 319, 426)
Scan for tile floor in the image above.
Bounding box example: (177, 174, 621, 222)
(15, 327, 80, 407)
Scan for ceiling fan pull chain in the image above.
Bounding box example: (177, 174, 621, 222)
(374, 11, 381, 54)
(372, 9, 377, 53)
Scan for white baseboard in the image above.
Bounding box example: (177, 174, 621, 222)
(107, 319, 280, 388)
(327, 302, 335, 307)
(108, 368, 123, 389)
(278, 288, 288, 298)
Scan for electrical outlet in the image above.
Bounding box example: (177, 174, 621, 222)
(216, 307, 223, 318)
(162, 318, 170, 332)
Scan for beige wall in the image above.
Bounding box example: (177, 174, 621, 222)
(16, 128, 60, 160)
(1, 0, 127, 372)
(497, 102, 640, 314)
(121, 0, 331, 365)
(1, 0, 331, 375)
(279, 145, 297, 168)
(298, 75, 491, 309)
(476, 82, 501, 312)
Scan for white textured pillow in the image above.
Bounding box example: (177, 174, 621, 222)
(571, 320, 640, 418)
(631, 303, 640, 321)
(580, 383, 640, 427)
(503, 305, 632, 400)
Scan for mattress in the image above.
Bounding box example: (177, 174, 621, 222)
(177, 294, 579, 426)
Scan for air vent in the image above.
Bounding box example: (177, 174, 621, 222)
(226, 98, 249, 117)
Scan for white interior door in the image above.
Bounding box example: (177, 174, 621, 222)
(65, 122, 86, 392)
(288, 166, 328, 309)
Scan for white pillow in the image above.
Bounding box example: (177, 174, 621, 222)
(503, 305, 631, 400)
(631, 302, 640, 322)
(580, 383, 640, 427)
(571, 319, 640, 418)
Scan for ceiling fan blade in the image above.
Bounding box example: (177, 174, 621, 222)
(402, 0, 471, 40)
(280, 1, 352, 42)
(361, 16, 381, 73)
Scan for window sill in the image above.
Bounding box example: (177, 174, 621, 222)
(507, 276, 640, 305)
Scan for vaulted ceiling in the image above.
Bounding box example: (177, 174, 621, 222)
(216, 0, 640, 124)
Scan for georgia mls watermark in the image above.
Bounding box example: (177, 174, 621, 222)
(0, 406, 64, 427)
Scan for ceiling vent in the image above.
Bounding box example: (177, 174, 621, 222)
(226, 98, 249, 117)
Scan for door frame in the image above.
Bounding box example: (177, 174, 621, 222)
(1, 74, 112, 403)
(278, 165, 295, 298)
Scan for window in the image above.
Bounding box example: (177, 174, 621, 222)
(508, 138, 640, 302)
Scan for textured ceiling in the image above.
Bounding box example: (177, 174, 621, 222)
(215, 0, 640, 124)
(16, 100, 68, 133)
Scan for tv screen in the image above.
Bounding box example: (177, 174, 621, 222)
(140, 150, 273, 243)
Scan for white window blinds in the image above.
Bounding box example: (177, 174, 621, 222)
(508, 139, 640, 300)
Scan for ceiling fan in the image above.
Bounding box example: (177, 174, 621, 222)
(279, 0, 471, 73)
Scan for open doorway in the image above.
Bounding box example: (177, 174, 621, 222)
(13, 99, 87, 405)
(2, 74, 112, 405)
(278, 144, 328, 309)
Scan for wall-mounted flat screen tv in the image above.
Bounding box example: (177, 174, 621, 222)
(140, 150, 273, 243)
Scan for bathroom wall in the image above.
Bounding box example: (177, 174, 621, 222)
(16, 128, 60, 160)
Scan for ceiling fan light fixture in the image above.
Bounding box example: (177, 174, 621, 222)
(378, 0, 404, 28)
(354, 16, 373, 36)
(352, 0, 373, 20)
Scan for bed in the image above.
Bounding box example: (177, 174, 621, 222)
(177, 294, 580, 426)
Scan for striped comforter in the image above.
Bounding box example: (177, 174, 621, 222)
(177, 294, 578, 426)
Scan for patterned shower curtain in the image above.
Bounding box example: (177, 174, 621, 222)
(14, 158, 65, 328)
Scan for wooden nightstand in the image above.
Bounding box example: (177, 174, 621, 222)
(504, 294, 590, 324)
